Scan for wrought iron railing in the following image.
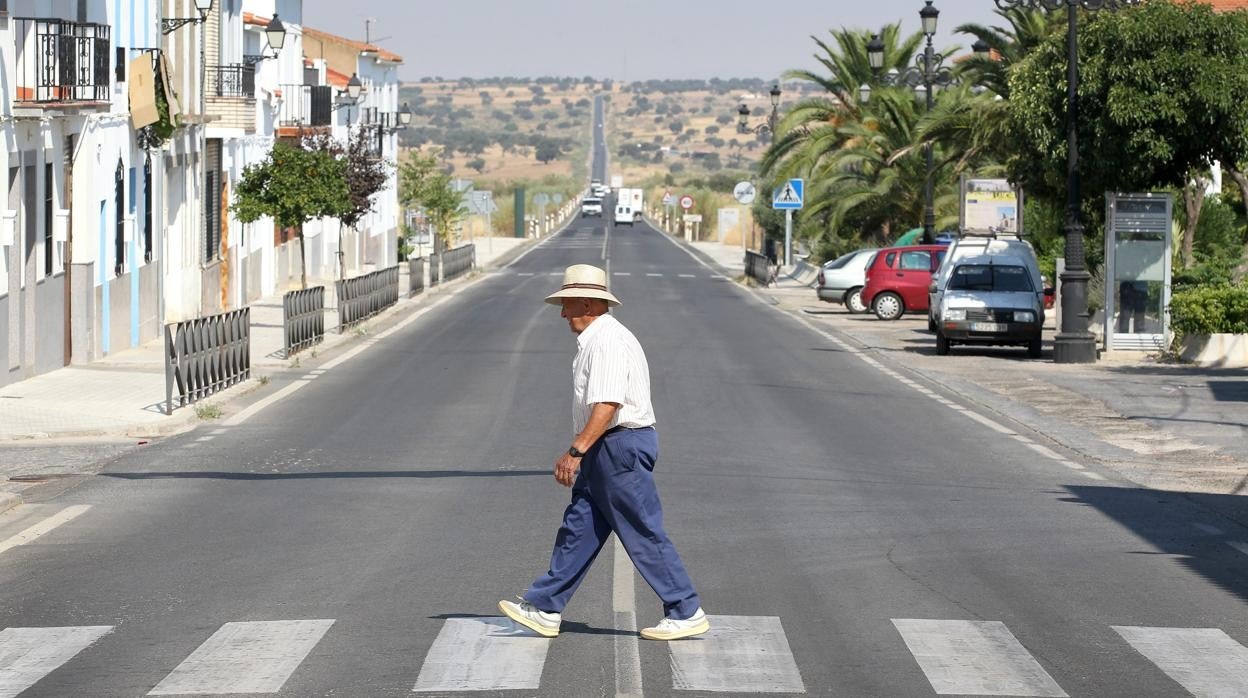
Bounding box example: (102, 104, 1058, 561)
(428, 253, 441, 286)
(408, 257, 425, 296)
(164, 308, 251, 415)
(13, 17, 111, 104)
(279, 84, 332, 127)
(336, 266, 399, 332)
(206, 64, 255, 98)
(282, 286, 325, 357)
(442, 244, 475, 282)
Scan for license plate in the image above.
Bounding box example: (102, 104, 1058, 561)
(970, 322, 1007, 332)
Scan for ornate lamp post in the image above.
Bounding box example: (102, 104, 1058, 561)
(162, 0, 213, 34)
(994, 0, 1138, 364)
(736, 84, 783, 137)
(864, 2, 988, 243)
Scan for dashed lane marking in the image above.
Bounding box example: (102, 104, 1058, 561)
(1227, 541, 1248, 558)
(1113, 626, 1248, 697)
(1195, 523, 1224, 536)
(894, 619, 1067, 697)
(613, 536, 642, 697)
(413, 617, 551, 692)
(1024, 442, 1063, 461)
(0, 626, 114, 698)
(518, 272, 535, 277)
(614, 272, 631, 276)
(646, 273, 663, 277)
(679, 274, 696, 278)
(0, 505, 92, 557)
(149, 620, 334, 695)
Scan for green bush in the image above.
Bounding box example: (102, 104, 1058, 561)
(1169, 284, 1248, 336)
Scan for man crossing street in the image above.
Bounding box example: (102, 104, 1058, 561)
(499, 264, 709, 641)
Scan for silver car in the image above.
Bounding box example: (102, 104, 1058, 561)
(816, 249, 878, 314)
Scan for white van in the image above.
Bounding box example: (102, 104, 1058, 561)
(614, 204, 634, 226)
(928, 235, 1044, 330)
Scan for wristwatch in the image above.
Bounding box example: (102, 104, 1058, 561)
(568, 446, 586, 458)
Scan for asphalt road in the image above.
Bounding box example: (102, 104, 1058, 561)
(4, 118, 1248, 698)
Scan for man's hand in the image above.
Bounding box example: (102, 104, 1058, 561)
(554, 452, 581, 487)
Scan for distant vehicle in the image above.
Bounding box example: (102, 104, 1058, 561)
(861, 244, 947, 321)
(617, 187, 644, 221)
(592, 183, 609, 197)
(614, 204, 634, 226)
(815, 249, 878, 314)
(929, 235, 1043, 331)
(934, 257, 1047, 358)
(581, 197, 603, 217)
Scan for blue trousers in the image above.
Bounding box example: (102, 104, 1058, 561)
(524, 427, 702, 619)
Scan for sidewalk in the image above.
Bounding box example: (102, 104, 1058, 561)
(685, 236, 1248, 496)
(0, 236, 531, 443)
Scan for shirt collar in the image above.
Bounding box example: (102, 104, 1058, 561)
(576, 313, 614, 350)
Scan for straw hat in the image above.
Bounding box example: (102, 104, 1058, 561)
(544, 264, 621, 307)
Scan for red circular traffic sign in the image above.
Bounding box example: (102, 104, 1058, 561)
(679, 195, 695, 211)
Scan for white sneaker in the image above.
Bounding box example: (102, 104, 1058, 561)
(640, 608, 710, 641)
(498, 598, 561, 638)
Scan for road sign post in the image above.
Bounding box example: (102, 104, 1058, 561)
(772, 179, 804, 267)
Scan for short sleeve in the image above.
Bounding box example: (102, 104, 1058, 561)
(584, 343, 627, 406)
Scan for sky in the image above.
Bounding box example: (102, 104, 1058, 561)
(301, 0, 1006, 82)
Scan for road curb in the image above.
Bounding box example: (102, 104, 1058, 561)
(0, 491, 20, 515)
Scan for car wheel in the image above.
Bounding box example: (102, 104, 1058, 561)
(928, 315, 937, 332)
(845, 287, 867, 314)
(1027, 334, 1043, 359)
(873, 292, 904, 321)
(936, 330, 950, 355)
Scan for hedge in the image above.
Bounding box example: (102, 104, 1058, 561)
(1169, 284, 1248, 336)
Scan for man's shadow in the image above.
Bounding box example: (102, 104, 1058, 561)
(429, 613, 634, 637)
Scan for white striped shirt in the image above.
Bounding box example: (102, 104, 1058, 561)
(572, 314, 655, 435)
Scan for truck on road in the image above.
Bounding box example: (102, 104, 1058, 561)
(614, 187, 644, 225)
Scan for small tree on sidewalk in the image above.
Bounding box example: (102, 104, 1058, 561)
(399, 149, 464, 252)
(305, 130, 392, 278)
(233, 141, 349, 289)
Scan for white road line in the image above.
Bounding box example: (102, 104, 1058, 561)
(210, 428, 227, 435)
(0, 626, 114, 698)
(547, 271, 562, 276)
(679, 274, 696, 278)
(0, 505, 92, 557)
(518, 272, 535, 276)
(221, 379, 310, 427)
(614, 272, 632, 276)
(1227, 541, 1248, 557)
(149, 619, 333, 695)
(668, 615, 805, 693)
(613, 536, 642, 697)
(1113, 626, 1248, 697)
(894, 619, 1066, 697)
(646, 273, 663, 277)
(1025, 442, 1063, 461)
(195, 436, 214, 442)
(1057, 460, 1085, 471)
(1080, 471, 1107, 481)
(413, 617, 551, 692)
(957, 408, 1017, 435)
(1195, 523, 1224, 536)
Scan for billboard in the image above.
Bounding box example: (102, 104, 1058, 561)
(961, 177, 1021, 235)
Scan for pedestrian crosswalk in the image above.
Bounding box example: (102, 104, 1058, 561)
(4, 616, 1248, 695)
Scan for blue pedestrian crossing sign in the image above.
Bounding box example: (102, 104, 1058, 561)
(772, 179, 804, 210)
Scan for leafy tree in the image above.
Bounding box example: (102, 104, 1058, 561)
(1008, 2, 1248, 268)
(399, 150, 464, 251)
(468, 157, 487, 174)
(233, 141, 349, 288)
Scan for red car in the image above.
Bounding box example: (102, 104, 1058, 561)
(862, 245, 948, 321)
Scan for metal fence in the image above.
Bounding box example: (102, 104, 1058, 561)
(336, 266, 399, 331)
(408, 257, 425, 296)
(278, 84, 332, 127)
(164, 308, 251, 415)
(282, 286, 325, 357)
(206, 64, 255, 98)
(429, 253, 442, 286)
(442, 244, 475, 282)
(745, 250, 772, 286)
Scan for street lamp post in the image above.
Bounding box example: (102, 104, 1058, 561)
(736, 84, 782, 138)
(994, 0, 1138, 364)
(864, 2, 988, 243)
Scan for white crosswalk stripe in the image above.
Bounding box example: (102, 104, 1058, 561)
(0, 626, 113, 698)
(668, 615, 804, 693)
(1113, 626, 1248, 697)
(893, 619, 1067, 696)
(413, 617, 551, 692)
(148, 619, 333, 695)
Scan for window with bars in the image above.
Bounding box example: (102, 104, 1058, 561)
(43, 163, 53, 277)
(113, 160, 124, 276)
(144, 156, 153, 262)
(204, 140, 222, 264)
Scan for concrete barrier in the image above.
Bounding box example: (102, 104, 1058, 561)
(1180, 333, 1248, 368)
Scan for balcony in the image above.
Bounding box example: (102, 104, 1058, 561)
(278, 84, 332, 134)
(204, 64, 256, 133)
(12, 17, 111, 106)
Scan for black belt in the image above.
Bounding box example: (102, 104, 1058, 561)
(605, 425, 655, 436)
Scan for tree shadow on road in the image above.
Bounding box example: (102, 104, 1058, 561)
(1061, 484, 1248, 604)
